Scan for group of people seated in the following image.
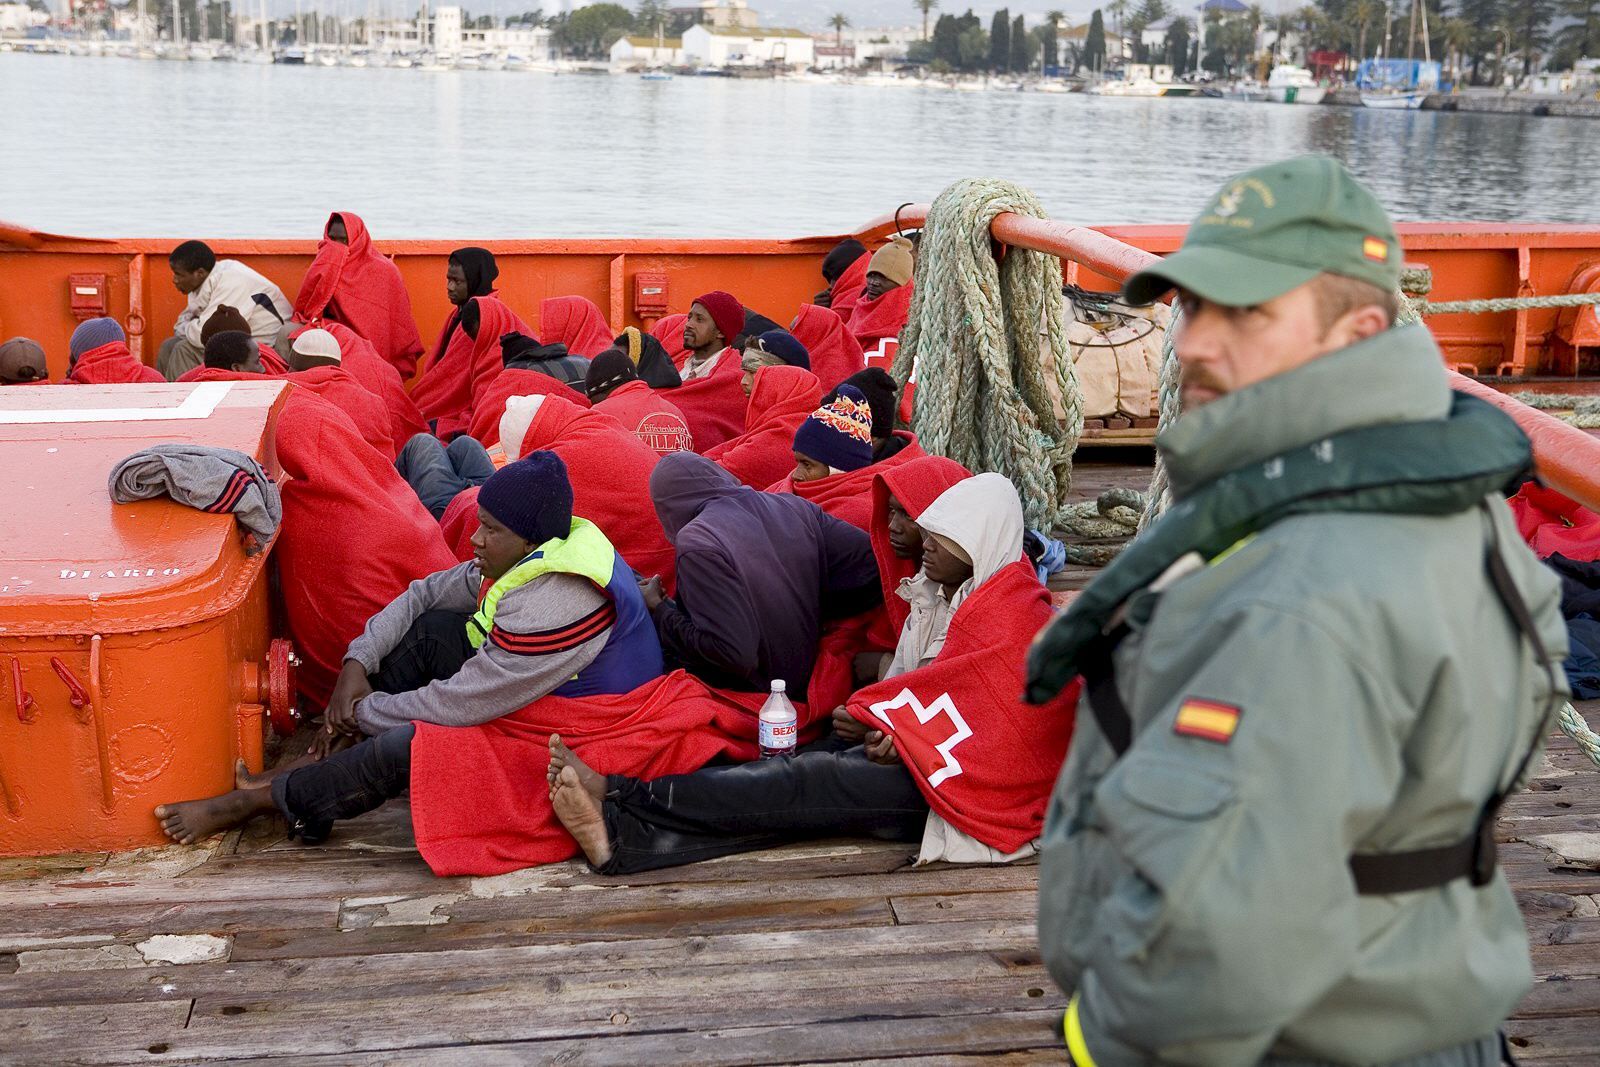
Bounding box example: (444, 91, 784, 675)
(3, 211, 1077, 879)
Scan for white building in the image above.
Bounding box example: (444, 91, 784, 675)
(682, 24, 813, 67)
(839, 25, 919, 65)
(372, 7, 553, 58)
(669, 0, 759, 30)
(0, 1, 49, 33)
(610, 35, 684, 67)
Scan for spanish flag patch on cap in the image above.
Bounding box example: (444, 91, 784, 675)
(1173, 699, 1242, 744)
(1363, 236, 1389, 262)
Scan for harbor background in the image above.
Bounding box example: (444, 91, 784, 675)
(4, 50, 1600, 238)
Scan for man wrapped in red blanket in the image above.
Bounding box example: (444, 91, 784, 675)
(542, 470, 1080, 874)
(294, 212, 425, 378)
(773, 384, 926, 530)
(704, 365, 821, 489)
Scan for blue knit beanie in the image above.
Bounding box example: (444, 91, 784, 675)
(792, 384, 874, 473)
(477, 451, 574, 546)
(69, 317, 126, 362)
(755, 330, 810, 370)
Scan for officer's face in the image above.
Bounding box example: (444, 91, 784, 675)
(1172, 282, 1382, 408)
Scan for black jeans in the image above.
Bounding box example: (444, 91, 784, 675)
(270, 609, 473, 839)
(598, 744, 929, 875)
(395, 433, 495, 519)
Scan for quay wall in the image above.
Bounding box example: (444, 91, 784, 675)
(1324, 85, 1600, 119)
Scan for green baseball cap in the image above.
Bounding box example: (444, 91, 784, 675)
(1123, 155, 1401, 307)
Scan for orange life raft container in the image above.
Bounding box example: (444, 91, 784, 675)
(0, 381, 296, 855)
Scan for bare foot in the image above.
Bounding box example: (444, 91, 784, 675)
(235, 750, 324, 790)
(154, 787, 275, 845)
(546, 734, 605, 801)
(550, 766, 613, 868)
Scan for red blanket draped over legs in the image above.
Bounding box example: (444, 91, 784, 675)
(768, 431, 927, 531)
(409, 670, 783, 875)
(851, 560, 1080, 853)
(539, 296, 614, 358)
(293, 212, 426, 379)
(273, 390, 459, 706)
(789, 304, 866, 392)
(807, 456, 973, 715)
(468, 368, 590, 448)
(319, 321, 430, 453)
(283, 365, 398, 460)
(410, 295, 531, 441)
(704, 365, 821, 489)
(1508, 483, 1600, 561)
(66, 341, 166, 384)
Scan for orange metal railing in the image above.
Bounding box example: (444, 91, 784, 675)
(929, 206, 1600, 513)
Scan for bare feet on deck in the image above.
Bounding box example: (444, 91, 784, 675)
(154, 786, 274, 845)
(546, 734, 605, 802)
(550, 766, 613, 868)
(234, 750, 324, 791)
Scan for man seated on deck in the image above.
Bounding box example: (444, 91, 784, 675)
(739, 330, 811, 396)
(0, 337, 49, 384)
(789, 385, 875, 484)
(158, 240, 292, 380)
(545, 472, 1080, 873)
(1026, 156, 1569, 1066)
(202, 330, 256, 373)
(154, 452, 665, 846)
(814, 238, 868, 309)
(679, 291, 744, 382)
(641, 452, 881, 694)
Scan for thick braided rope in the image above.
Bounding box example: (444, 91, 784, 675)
(1422, 292, 1600, 315)
(1138, 300, 1183, 529)
(1560, 702, 1600, 770)
(1507, 392, 1600, 429)
(893, 178, 1083, 530)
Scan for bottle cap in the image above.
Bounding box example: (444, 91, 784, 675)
(771, 679, 786, 693)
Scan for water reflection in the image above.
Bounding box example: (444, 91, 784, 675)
(2, 52, 1596, 238)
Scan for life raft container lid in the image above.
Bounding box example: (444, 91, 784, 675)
(0, 381, 290, 637)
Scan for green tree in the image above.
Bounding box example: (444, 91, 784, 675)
(1044, 9, 1064, 65)
(1165, 13, 1192, 72)
(555, 2, 634, 57)
(1510, 0, 1553, 75)
(958, 22, 989, 69)
(1085, 7, 1107, 69)
(828, 11, 850, 46)
(932, 11, 961, 64)
(1009, 13, 1028, 69)
(1557, 0, 1600, 63)
(1127, 0, 1167, 61)
(989, 7, 1010, 70)
(915, 0, 939, 40)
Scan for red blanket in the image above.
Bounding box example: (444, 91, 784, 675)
(769, 432, 927, 531)
(468, 367, 590, 448)
(320, 321, 430, 453)
(851, 560, 1080, 853)
(592, 379, 694, 455)
(175, 347, 286, 383)
(704, 366, 821, 489)
(669, 349, 747, 452)
(1508, 483, 1600, 561)
(66, 341, 165, 385)
(272, 390, 458, 706)
(411, 296, 531, 440)
(293, 212, 425, 379)
(848, 283, 914, 372)
(789, 304, 865, 391)
(409, 670, 783, 875)
(651, 313, 689, 363)
(540, 296, 614, 358)
(285, 365, 397, 460)
(827, 251, 871, 324)
(807, 455, 973, 714)
(445, 396, 677, 591)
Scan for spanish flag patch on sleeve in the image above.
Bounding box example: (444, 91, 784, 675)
(1363, 236, 1389, 262)
(1173, 699, 1242, 744)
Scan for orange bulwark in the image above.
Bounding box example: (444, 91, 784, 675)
(0, 381, 295, 855)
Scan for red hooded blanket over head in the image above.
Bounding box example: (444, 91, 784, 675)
(444, 395, 676, 591)
(316, 320, 430, 453)
(408, 670, 787, 875)
(1509, 482, 1600, 561)
(790, 304, 866, 392)
(827, 250, 871, 325)
(848, 283, 914, 372)
(284, 364, 397, 461)
(273, 390, 458, 705)
(540, 296, 614, 359)
(770, 431, 927, 531)
(650, 313, 690, 363)
(704, 365, 821, 490)
(807, 454, 972, 713)
(468, 367, 589, 448)
(665, 348, 746, 453)
(67, 341, 166, 385)
(411, 295, 531, 441)
(293, 212, 425, 379)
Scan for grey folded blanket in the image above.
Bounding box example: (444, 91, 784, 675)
(108, 444, 281, 555)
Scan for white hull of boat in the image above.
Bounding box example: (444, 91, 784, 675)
(1267, 85, 1327, 104)
(1361, 91, 1427, 109)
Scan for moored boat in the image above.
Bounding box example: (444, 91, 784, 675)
(1266, 64, 1328, 104)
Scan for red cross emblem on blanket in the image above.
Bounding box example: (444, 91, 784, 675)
(867, 688, 972, 788)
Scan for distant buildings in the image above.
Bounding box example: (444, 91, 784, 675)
(610, 35, 685, 67)
(682, 24, 814, 68)
(371, 5, 554, 59)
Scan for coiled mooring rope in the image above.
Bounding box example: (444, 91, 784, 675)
(893, 178, 1084, 530)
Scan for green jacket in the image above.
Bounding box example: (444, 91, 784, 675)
(1037, 326, 1569, 1066)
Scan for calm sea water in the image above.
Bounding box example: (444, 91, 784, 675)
(4, 52, 1599, 239)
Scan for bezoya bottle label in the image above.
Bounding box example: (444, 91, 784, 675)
(759, 718, 797, 753)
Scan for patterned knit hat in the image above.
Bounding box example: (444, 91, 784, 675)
(69, 317, 125, 362)
(477, 451, 573, 546)
(792, 384, 874, 472)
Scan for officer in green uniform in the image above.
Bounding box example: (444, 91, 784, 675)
(1029, 156, 1569, 1066)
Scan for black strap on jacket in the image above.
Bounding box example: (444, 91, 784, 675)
(1080, 503, 1560, 896)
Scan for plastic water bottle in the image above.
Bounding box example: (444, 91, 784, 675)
(758, 679, 798, 759)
